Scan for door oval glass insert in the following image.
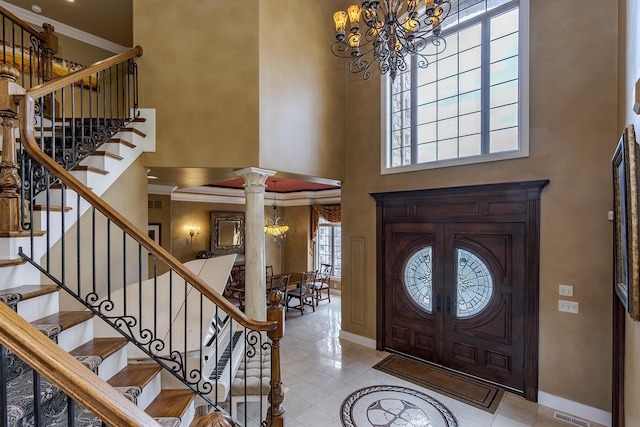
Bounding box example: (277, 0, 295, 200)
(403, 246, 433, 313)
(456, 248, 493, 317)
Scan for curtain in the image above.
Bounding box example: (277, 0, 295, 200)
(310, 205, 341, 252)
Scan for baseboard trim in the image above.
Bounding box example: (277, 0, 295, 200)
(339, 330, 376, 349)
(538, 391, 612, 427)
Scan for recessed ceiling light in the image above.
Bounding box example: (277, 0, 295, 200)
(31, 4, 41, 13)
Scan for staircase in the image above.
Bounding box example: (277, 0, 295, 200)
(0, 13, 284, 427)
(0, 117, 231, 427)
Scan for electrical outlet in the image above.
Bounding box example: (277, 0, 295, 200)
(559, 284, 574, 297)
(558, 300, 579, 314)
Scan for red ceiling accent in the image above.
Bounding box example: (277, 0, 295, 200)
(207, 177, 339, 193)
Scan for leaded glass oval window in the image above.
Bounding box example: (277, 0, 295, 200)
(456, 248, 493, 318)
(403, 247, 433, 312)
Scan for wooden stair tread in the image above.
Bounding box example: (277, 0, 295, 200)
(0, 230, 46, 238)
(0, 258, 27, 267)
(91, 150, 124, 160)
(146, 390, 196, 418)
(118, 127, 146, 138)
(33, 311, 94, 330)
(107, 138, 136, 149)
(72, 165, 109, 175)
(33, 204, 73, 212)
(108, 363, 162, 388)
(50, 183, 93, 190)
(0, 285, 59, 300)
(71, 337, 128, 359)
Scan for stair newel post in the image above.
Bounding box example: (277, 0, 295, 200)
(0, 64, 25, 232)
(266, 290, 286, 426)
(40, 23, 58, 83)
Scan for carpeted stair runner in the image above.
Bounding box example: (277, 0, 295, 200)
(0, 293, 22, 309)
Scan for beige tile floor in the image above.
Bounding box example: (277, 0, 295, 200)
(238, 291, 604, 427)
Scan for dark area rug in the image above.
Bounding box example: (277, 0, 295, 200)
(373, 354, 504, 414)
(340, 385, 458, 427)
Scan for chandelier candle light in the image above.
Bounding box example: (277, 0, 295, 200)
(264, 181, 289, 239)
(331, 0, 452, 80)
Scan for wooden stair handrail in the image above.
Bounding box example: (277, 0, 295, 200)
(27, 45, 144, 98)
(16, 93, 276, 333)
(0, 6, 46, 42)
(0, 303, 161, 427)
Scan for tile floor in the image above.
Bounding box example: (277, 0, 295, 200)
(240, 291, 605, 427)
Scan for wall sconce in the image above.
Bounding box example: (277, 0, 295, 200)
(185, 225, 200, 242)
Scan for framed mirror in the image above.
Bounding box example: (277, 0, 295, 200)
(211, 211, 245, 255)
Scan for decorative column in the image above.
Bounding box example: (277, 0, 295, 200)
(0, 64, 25, 232)
(235, 167, 275, 321)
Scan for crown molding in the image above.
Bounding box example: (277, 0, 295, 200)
(0, 1, 129, 54)
(170, 186, 341, 206)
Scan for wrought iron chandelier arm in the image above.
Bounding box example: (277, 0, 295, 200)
(331, 0, 453, 80)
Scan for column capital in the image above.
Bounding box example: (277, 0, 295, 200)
(234, 168, 275, 194)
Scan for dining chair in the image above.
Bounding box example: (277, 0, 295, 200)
(265, 265, 274, 290)
(269, 273, 290, 294)
(312, 263, 332, 305)
(285, 270, 316, 315)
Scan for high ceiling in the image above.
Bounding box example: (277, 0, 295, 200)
(2, 0, 133, 46)
(2, 0, 341, 193)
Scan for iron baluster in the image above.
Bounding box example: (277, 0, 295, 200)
(123, 232, 127, 321)
(1, 345, 7, 427)
(107, 219, 112, 297)
(32, 369, 41, 426)
(67, 395, 75, 427)
(92, 207, 96, 295)
(76, 192, 81, 296)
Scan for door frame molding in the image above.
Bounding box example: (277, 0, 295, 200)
(371, 179, 549, 401)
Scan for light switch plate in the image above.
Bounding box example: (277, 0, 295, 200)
(558, 300, 579, 314)
(559, 284, 574, 297)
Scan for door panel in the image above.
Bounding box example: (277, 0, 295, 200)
(384, 223, 443, 362)
(383, 221, 525, 391)
(443, 223, 525, 390)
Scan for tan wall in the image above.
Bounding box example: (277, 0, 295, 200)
(621, 0, 640, 424)
(133, 0, 260, 173)
(170, 201, 243, 263)
(147, 194, 172, 275)
(134, 0, 346, 185)
(58, 158, 149, 310)
(257, 0, 345, 181)
(340, 0, 617, 412)
(168, 200, 305, 274)
(55, 33, 115, 66)
(282, 205, 312, 274)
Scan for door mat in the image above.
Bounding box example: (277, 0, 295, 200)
(373, 354, 505, 414)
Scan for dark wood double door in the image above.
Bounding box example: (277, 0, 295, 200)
(384, 221, 525, 391)
(373, 181, 548, 398)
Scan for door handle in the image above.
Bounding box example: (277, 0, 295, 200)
(436, 295, 441, 312)
(446, 296, 452, 314)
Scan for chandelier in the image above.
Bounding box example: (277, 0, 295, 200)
(331, 0, 452, 80)
(264, 181, 289, 239)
